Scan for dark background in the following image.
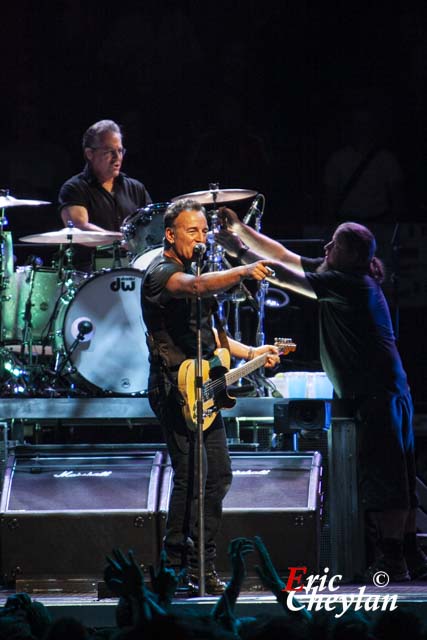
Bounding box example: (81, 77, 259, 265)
(1, 1, 427, 407)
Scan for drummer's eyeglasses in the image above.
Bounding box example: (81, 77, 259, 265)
(91, 147, 127, 158)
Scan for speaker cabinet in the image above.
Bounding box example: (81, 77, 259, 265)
(159, 451, 322, 579)
(0, 445, 163, 584)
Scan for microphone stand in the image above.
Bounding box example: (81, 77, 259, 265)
(20, 264, 38, 365)
(53, 322, 93, 379)
(194, 252, 206, 597)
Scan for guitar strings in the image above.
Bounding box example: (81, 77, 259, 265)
(203, 354, 267, 398)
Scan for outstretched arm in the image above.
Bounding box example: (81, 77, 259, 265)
(165, 260, 275, 298)
(211, 537, 255, 632)
(253, 536, 312, 622)
(104, 548, 165, 628)
(218, 207, 305, 271)
(216, 227, 316, 299)
(148, 550, 178, 609)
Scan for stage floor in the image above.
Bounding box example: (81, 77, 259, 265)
(1, 581, 427, 627)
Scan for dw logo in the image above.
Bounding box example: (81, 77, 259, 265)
(110, 277, 136, 292)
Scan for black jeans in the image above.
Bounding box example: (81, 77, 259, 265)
(357, 390, 417, 511)
(149, 372, 233, 570)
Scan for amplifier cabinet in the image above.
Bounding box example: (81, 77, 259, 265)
(159, 451, 322, 579)
(0, 445, 163, 584)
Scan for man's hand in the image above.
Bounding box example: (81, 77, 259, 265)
(218, 206, 241, 232)
(253, 535, 285, 596)
(216, 230, 244, 258)
(252, 344, 280, 368)
(148, 550, 178, 607)
(242, 260, 274, 281)
(228, 537, 254, 587)
(104, 548, 145, 598)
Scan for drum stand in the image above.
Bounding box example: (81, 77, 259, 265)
(20, 265, 37, 365)
(209, 192, 273, 396)
(51, 241, 87, 385)
(245, 201, 278, 395)
(112, 241, 123, 268)
(0, 190, 13, 347)
(0, 191, 20, 394)
(206, 192, 253, 333)
(206, 193, 230, 329)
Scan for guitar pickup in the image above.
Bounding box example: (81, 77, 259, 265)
(204, 406, 218, 417)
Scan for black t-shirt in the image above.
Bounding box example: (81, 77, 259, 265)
(58, 165, 152, 230)
(142, 252, 217, 370)
(302, 257, 408, 398)
(57, 166, 151, 269)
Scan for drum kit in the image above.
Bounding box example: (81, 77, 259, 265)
(0, 185, 286, 398)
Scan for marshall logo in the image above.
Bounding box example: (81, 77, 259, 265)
(232, 470, 271, 476)
(53, 470, 113, 478)
(110, 277, 136, 292)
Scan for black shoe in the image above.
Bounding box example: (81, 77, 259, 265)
(170, 568, 193, 597)
(188, 570, 227, 596)
(406, 547, 427, 580)
(357, 554, 410, 584)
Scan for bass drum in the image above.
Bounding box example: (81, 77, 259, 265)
(53, 268, 150, 395)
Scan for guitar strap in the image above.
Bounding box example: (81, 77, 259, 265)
(212, 308, 231, 352)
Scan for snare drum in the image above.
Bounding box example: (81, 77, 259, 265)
(121, 202, 170, 257)
(53, 268, 150, 395)
(1, 266, 83, 344)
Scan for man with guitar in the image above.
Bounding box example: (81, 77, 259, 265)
(217, 208, 427, 584)
(141, 199, 280, 596)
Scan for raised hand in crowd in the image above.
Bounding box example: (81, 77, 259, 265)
(148, 549, 179, 609)
(211, 537, 255, 635)
(104, 548, 165, 629)
(253, 535, 312, 622)
(3, 592, 52, 639)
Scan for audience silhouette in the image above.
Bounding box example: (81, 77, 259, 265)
(0, 537, 425, 639)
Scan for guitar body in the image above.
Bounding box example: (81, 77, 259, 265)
(177, 348, 232, 432)
(177, 338, 296, 432)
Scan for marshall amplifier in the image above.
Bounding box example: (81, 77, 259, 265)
(0, 445, 164, 586)
(159, 451, 322, 580)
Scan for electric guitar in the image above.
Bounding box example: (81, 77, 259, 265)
(177, 338, 296, 432)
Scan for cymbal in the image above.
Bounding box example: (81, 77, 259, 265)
(19, 228, 123, 245)
(0, 195, 51, 208)
(171, 188, 257, 205)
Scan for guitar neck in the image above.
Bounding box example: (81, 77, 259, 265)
(224, 353, 268, 387)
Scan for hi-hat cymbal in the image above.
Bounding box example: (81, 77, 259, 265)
(0, 195, 51, 208)
(171, 188, 257, 205)
(20, 228, 123, 245)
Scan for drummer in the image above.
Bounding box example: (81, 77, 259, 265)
(58, 119, 152, 270)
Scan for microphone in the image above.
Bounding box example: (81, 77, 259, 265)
(25, 255, 43, 282)
(70, 317, 94, 343)
(77, 320, 93, 338)
(193, 243, 206, 260)
(243, 194, 263, 225)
